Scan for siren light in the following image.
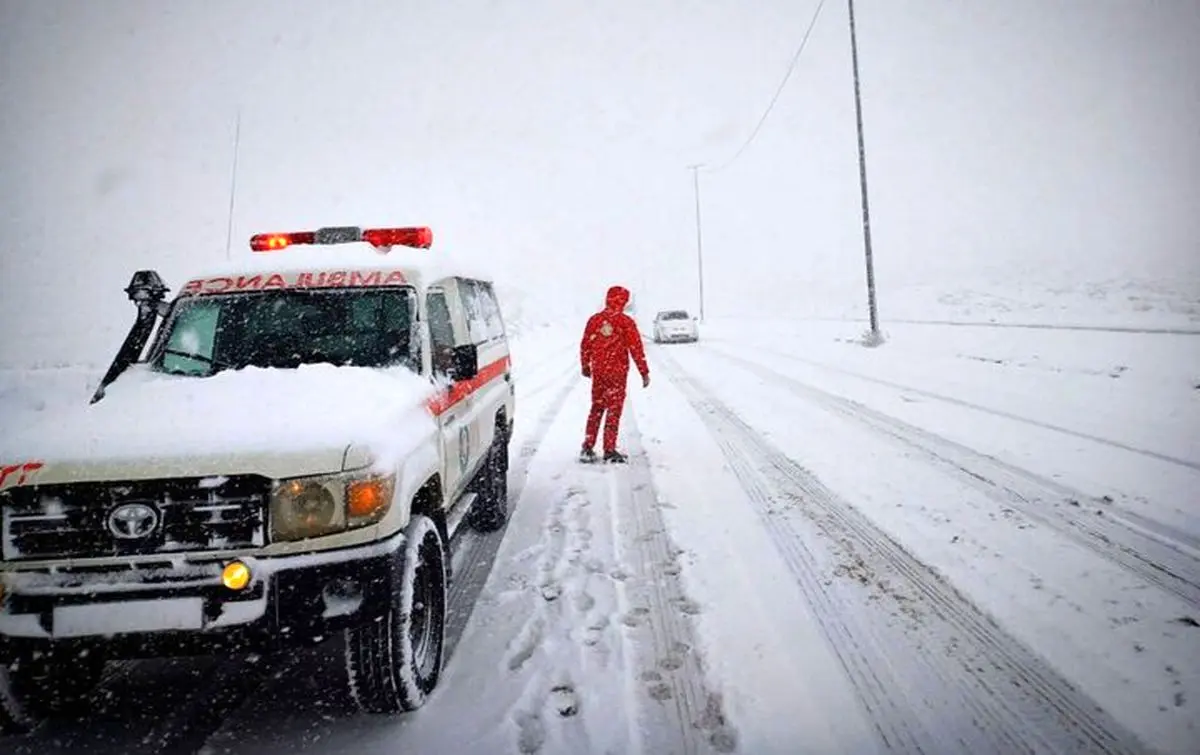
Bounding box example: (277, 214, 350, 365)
(249, 231, 316, 252)
(362, 227, 433, 249)
(249, 226, 433, 252)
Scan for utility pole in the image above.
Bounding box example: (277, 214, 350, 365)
(687, 163, 706, 322)
(223, 107, 243, 261)
(847, 0, 881, 343)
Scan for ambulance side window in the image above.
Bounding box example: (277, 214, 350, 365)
(461, 281, 486, 345)
(477, 282, 503, 340)
(426, 290, 455, 376)
(463, 280, 500, 344)
(160, 300, 221, 376)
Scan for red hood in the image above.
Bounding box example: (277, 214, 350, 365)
(604, 286, 630, 312)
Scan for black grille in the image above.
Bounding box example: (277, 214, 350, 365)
(1, 475, 270, 561)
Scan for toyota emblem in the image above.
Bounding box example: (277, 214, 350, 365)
(107, 502, 160, 539)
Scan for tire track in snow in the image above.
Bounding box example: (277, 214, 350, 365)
(700, 345, 1200, 611)
(658, 349, 1155, 755)
(732, 342, 1200, 473)
(611, 410, 738, 755)
(445, 372, 580, 660)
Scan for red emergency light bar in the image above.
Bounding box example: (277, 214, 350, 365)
(362, 227, 433, 249)
(249, 226, 433, 252)
(249, 231, 316, 252)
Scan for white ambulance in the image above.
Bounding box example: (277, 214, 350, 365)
(0, 225, 516, 731)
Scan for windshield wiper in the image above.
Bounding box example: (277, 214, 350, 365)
(162, 349, 233, 370)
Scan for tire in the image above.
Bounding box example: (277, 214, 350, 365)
(0, 652, 105, 734)
(344, 514, 447, 714)
(467, 438, 509, 533)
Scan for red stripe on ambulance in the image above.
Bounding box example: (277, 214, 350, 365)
(427, 356, 511, 417)
(0, 461, 44, 490)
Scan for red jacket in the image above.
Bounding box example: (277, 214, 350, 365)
(580, 286, 649, 379)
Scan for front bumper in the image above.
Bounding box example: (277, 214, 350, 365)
(655, 330, 698, 343)
(0, 532, 405, 660)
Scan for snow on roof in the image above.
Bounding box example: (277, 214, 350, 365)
(179, 241, 494, 291)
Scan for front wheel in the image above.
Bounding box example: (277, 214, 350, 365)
(344, 514, 447, 714)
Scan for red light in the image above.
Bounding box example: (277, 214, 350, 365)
(249, 231, 316, 252)
(361, 227, 433, 249)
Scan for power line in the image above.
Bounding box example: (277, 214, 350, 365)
(705, 0, 828, 174)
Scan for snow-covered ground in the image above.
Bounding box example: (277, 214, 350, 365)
(2, 311, 1199, 754)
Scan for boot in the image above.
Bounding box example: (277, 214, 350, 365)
(579, 447, 598, 463)
(603, 450, 628, 464)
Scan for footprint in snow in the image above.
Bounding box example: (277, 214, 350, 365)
(549, 684, 579, 717)
(658, 655, 684, 672)
(507, 617, 545, 672)
(582, 614, 610, 647)
(572, 591, 596, 612)
(621, 606, 650, 628)
(647, 681, 673, 701)
(514, 710, 545, 754)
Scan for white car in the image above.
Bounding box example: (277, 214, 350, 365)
(0, 225, 515, 731)
(652, 309, 699, 343)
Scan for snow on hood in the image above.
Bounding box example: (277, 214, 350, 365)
(0, 363, 439, 477)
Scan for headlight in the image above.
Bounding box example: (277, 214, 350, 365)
(270, 469, 396, 542)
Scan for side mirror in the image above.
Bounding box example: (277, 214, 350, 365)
(125, 269, 172, 317)
(93, 269, 172, 403)
(450, 344, 478, 381)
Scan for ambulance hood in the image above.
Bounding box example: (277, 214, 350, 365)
(0, 364, 440, 485)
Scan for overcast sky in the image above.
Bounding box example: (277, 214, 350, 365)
(2, 0, 1197, 365)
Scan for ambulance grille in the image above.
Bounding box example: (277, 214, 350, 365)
(0, 476, 269, 561)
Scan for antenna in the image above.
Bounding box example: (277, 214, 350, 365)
(223, 107, 243, 261)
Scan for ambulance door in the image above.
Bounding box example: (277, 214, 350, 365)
(425, 287, 470, 500)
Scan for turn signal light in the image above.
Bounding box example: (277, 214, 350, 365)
(347, 477, 394, 520)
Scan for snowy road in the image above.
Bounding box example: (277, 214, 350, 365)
(2, 321, 1198, 754)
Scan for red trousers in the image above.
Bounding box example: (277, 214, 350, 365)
(584, 371, 627, 453)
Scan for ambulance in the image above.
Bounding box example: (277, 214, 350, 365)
(0, 225, 516, 730)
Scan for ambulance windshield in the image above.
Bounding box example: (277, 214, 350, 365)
(150, 287, 420, 377)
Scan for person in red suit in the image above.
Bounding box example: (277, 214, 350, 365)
(579, 285, 650, 463)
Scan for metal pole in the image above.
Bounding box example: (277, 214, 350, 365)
(688, 164, 706, 322)
(847, 0, 880, 341)
(223, 108, 243, 261)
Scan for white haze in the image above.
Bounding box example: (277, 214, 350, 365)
(1, 0, 1197, 366)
